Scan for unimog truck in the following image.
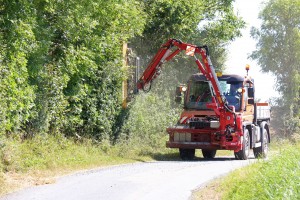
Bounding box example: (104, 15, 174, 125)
(137, 39, 270, 160)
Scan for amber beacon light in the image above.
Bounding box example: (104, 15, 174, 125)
(245, 64, 250, 76)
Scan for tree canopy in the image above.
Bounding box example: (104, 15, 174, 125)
(251, 0, 300, 135)
(131, 0, 244, 68)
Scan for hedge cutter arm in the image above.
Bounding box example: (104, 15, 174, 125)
(136, 38, 227, 109)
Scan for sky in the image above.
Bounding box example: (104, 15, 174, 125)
(225, 0, 279, 102)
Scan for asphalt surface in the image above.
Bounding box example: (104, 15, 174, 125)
(1, 156, 255, 200)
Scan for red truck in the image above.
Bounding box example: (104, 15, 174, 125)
(137, 39, 270, 160)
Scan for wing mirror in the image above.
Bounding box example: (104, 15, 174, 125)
(248, 87, 254, 98)
(247, 87, 255, 105)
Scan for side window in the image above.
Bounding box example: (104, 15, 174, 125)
(219, 81, 229, 95)
(221, 81, 243, 111)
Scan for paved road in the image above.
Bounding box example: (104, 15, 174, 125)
(1, 156, 255, 200)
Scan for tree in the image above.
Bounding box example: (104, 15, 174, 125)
(250, 0, 300, 136)
(0, 0, 146, 140)
(0, 0, 36, 135)
(132, 0, 244, 67)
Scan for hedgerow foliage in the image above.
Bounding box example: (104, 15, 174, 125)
(0, 0, 145, 139)
(0, 0, 244, 142)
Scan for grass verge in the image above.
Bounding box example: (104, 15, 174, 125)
(0, 133, 175, 196)
(192, 142, 300, 200)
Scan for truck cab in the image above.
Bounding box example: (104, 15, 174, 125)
(168, 73, 271, 160)
(185, 74, 244, 112)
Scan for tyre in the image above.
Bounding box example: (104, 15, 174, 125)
(253, 127, 269, 158)
(202, 149, 217, 159)
(234, 128, 250, 160)
(179, 148, 195, 160)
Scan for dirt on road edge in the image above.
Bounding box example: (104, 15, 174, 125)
(190, 176, 225, 200)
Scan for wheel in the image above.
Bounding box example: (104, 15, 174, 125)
(253, 127, 269, 158)
(234, 128, 250, 160)
(179, 149, 195, 160)
(202, 149, 217, 159)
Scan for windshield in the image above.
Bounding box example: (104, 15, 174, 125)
(185, 80, 243, 111)
(219, 81, 243, 111)
(185, 81, 212, 110)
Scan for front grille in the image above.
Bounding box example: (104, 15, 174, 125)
(189, 121, 210, 129)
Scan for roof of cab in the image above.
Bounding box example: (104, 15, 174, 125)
(189, 73, 244, 82)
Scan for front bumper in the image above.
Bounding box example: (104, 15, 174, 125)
(166, 127, 242, 151)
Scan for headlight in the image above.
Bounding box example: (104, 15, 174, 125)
(185, 133, 191, 142)
(174, 132, 180, 142)
(173, 133, 192, 142)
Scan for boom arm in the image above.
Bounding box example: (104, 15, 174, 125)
(137, 38, 227, 109)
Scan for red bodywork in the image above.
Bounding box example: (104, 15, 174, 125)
(166, 110, 243, 151)
(137, 39, 243, 152)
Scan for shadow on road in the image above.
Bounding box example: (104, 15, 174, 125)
(150, 152, 256, 162)
(150, 152, 183, 161)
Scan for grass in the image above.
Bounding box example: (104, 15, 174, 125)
(0, 133, 176, 196)
(192, 142, 300, 200)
